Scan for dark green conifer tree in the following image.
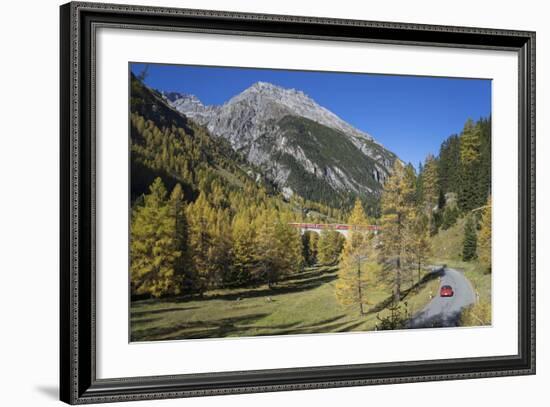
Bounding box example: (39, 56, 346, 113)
(462, 215, 478, 261)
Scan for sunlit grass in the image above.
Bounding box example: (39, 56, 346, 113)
(130, 264, 439, 341)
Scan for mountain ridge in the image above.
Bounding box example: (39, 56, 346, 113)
(162, 81, 398, 206)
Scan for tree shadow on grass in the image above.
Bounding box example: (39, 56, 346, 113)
(132, 317, 161, 325)
(252, 314, 346, 333)
(279, 266, 339, 283)
(336, 320, 368, 332)
(131, 313, 354, 341)
(200, 273, 339, 303)
(132, 266, 340, 307)
(253, 314, 367, 336)
(131, 306, 200, 318)
(131, 313, 271, 341)
(363, 267, 444, 316)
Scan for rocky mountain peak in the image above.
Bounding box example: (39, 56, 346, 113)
(164, 81, 396, 202)
(234, 81, 312, 105)
(163, 92, 206, 113)
(249, 81, 280, 91)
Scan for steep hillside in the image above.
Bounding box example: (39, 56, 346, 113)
(430, 217, 467, 262)
(269, 115, 390, 206)
(130, 73, 269, 204)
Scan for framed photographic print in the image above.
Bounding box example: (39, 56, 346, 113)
(60, 1, 536, 404)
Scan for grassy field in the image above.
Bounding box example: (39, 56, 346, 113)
(131, 264, 439, 342)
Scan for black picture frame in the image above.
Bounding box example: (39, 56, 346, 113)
(60, 2, 536, 404)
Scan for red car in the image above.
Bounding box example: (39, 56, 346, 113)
(440, 285, 454, 297)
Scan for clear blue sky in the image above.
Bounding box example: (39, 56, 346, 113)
(131, 63, 491, 167)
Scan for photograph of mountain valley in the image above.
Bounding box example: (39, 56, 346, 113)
(129, 63, 492, 342)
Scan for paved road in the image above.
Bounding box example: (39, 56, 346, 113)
(408, 267, 476, 329)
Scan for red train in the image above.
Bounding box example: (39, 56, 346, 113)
(288, 223, 381, 231)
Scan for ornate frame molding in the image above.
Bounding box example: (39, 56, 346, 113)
(60, 2, 535, 404)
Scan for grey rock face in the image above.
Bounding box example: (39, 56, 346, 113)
(165, 82, 397, 202)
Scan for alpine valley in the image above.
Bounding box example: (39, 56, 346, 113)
(129, 68, 492, 341)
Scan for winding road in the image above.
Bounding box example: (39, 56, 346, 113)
(408, 267, 476, 329)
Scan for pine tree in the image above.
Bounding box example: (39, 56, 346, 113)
(335, 199, 372, 315)
(130, 177, 182, 298)
(416, 161, 424, 204)
(438, 189, 446, 211)
(252, 208, 282, 287)
(478, 117, 492, 200)
(459, 119, 483, 212)
(169, 183, 191, 291)
(462, 215, 478, 261)
(405, 210, 431, 287)
(310, 232, 320, 265)
(275, 211, 304, 276)
(421, 155, 440, 236)
(302, 231, 319, 266)
(231, 210, 257, 286)
(347, 198, 369, 227)
(438, 134, 461, 195)
(441, 206, 460, 230)
(380, 162, 417, 302)
(187, 193, 215, 294)
(477, 196, 492, 273)
(207, 208, 234, 288)
(317, 230, 345, 265)
(422, 155, 439, 212)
